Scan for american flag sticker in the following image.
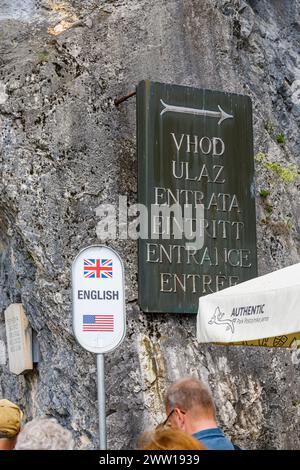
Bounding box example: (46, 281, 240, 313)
(84, 259, 113, 279)
(82, 315, 114, 332)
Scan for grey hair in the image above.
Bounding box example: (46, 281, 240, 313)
(15, 417, 74, 450)
(165, 377, 216, 416)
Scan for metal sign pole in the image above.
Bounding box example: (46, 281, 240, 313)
(96, 353, 106, 450)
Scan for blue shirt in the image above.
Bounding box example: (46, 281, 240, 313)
(193, 428, 235, 450)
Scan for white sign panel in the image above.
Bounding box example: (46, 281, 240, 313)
(72, 245, 126, 354)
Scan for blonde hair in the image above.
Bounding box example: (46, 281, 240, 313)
(139, 428, 206, 450)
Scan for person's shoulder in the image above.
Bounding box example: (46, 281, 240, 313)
(232, 443, 244, 450)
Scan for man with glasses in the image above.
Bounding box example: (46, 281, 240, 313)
(164, 377, 236, 450)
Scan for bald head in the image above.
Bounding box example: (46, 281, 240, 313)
(165, 377, 216, 418)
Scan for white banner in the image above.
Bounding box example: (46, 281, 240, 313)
(197, 263, 300, 343)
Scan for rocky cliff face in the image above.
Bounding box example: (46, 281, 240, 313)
(0, 0, 300, 450)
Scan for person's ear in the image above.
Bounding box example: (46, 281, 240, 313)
(173, 408, 186, 430)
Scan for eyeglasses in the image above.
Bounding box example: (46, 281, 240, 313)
(161, 409, 175, 427)
(158, 408, 186, 429)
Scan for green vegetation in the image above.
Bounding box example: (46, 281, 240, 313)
(37, 50, 49, 63)
(255, 151, 299, 184)
(263, 120, 287, 145)
(259, 189, 270, 199)
(264, 202, 273, 214)
(258, 186, 273, 220)
(255, 151, 267, 163)
(276, 132, 286, 144)
(263, 161, 298, 183)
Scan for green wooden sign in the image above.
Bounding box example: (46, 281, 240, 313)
(137, 80, 257, 314)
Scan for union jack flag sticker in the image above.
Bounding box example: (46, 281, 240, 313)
(84, 259, 113, 279)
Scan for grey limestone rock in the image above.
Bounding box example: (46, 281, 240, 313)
(0, 0, 300, 450)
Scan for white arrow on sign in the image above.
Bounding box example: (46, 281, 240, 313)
(160, 99, 234, 125)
